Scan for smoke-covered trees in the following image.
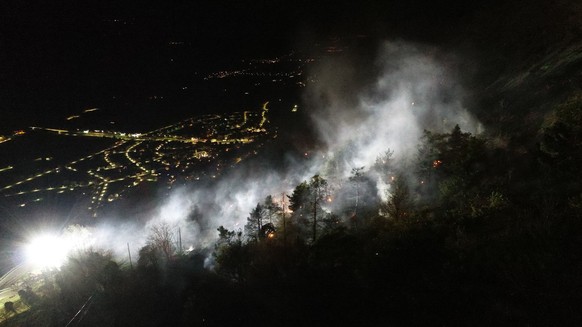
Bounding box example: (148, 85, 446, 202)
(262, 195, 281, 224)
(244, 196, 283, 241)
(416, 125, 488, 212)
(373, 149, 395, 184)
(308, 175, 330, 241)
(417, 125, 486, 181)
(214, 226, 248, 282)
(286, 175, 332, 242)
(10, 121, 582, 326)
(147, 222, 175, 262)
(12, 117, 582, 327)
(288, 181, 310, 215)
(348, 166, 365, 218)
(138, 222, 177, 268)
(244, 203, 265, 242)
(383, 174, 412, 220)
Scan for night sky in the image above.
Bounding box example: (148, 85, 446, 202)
(0, 0, 480, 127)
(0, 0, 576, 131)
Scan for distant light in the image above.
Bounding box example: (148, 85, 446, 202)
(25, 234, 70, 269)
(24, 227, 94, 269)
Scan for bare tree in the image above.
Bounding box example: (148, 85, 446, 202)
(147, 222, 175, 262)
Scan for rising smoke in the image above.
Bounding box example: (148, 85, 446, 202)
(56, 40, 483, 262)
(307, 41, 482, 174)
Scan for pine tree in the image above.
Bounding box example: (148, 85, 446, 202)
(383, 174, 412, 220)
(309, 175, 330, 242)
(287, 176, 331, 242)
(348, 167, 365, 225)
(288, 181, 310, 214)
(263, 195, 282, 225)
(244, 203, 265, 242)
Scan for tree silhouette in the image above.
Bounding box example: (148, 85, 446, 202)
(262, 195, 282, 225)
(309, 175, 330, 242)
(288, 181, 310, 214)
(349, 166, 365, 219)
(374, 149, 395, 185)
(214, 226, 247, 282)
(244, 203, 265, 242)
(416, 125, 487, 211)
(146, 222, 175, 263)
(383, 174, 412, 220)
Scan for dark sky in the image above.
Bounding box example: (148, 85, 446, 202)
(0, 0, 472, 128)
(0, 0, 577, 131)
(0, 0, 476, 47)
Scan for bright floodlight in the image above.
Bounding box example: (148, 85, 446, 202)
(25, 234, 71, 269)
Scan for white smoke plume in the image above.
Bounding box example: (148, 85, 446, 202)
(306, 41, 482, 177)
(52, 41, 484, 263)
(90, 167, 301, 261)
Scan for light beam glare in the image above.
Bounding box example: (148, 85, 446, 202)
(23, 225, 95, 269)
(25, 234, 70, 269)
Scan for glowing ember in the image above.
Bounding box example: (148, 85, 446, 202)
(432, 159, 443, 168)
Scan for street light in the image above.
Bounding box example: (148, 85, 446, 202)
(24, 234, 71, 269)
(23, 225, 94, 269)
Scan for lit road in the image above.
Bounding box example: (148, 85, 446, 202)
(0, 109, 276, 216)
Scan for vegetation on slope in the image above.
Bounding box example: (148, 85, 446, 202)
(4, 120, 582, 326)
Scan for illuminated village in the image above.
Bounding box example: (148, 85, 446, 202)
(0, 107, 276, 216)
